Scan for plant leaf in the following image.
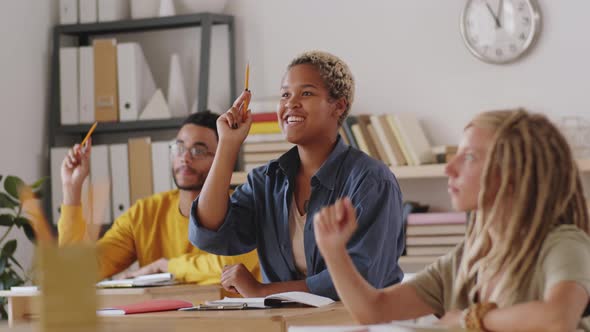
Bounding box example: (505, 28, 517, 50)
(30, 177, 47, 190)
(0, 256, 6, 273)
(0, 193, 18, 209)
(22, 223, 36, 243)
(4, 176, 24, 200)
(12, 216, 28, 228)
(0, 215, 14, 227)
(1, 240, 17, 257)
(0, 175, 3, 183)
(8, 257, 23, 273)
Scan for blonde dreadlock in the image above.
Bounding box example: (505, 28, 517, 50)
(452, 109, 589, 308)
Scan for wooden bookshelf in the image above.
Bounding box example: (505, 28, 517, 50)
(230, 159, 590, 186)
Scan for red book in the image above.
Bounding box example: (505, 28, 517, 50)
(97, 299, 193, 316)
(251, 112, 278, 122)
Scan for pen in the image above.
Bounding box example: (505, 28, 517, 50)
(81, 122, 97, 147)
(242, 63, 250, 122)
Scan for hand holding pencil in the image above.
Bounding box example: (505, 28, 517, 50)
(61, 122, 96, 205)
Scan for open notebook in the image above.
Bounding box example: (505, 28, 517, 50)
(181, 291, 334, 310)
(288, 322, 457, 331)
(96, 272, 176, 288)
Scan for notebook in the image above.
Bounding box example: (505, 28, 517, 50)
(97, 299, 193, 316)
(182, 291, 334, 310)
(96, 272, 176, 288)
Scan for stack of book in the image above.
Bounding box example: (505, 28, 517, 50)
(342, 113, 436, 166)
(405, 212, 467, 258)
(243, 99, 293, 172)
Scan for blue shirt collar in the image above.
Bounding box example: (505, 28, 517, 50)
(266, 135, 349, 191)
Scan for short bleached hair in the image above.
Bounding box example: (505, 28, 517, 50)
(288, 51, 355, 125)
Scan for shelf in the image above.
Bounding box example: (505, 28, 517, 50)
(57, 118, 184, 135)
(56, 13, 233, 36)
(391, 164, 446, 179)
(230, 159, 590, 186)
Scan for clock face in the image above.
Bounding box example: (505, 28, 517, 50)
(461, 0, 541, 64)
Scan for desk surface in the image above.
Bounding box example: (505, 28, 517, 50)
(1, 303, 354, 332)
(0, 284, 223, 327)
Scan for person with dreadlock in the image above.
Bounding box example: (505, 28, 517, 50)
(313, 109, 590, 331)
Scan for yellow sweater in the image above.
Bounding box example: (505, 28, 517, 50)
(58, 190, 260, 284)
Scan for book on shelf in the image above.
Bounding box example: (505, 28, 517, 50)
(244, 133, 285, 143)
(406, 235, 464, 246)
(96, 272, 176, 288)
(370, 115, 402, 166)
(405, 245, 456, 256)
(251, 112, 278, 122)
(243, 151, 283, 163)
(432, 145, 458, 163)
(366, 123, 388, 164)
(342, 116, 359, 149)
(248, 97, 279, 114)
(250, 121, 282, 134)
(393, 113, 435, 165)
(183, 291, 334, 310)
(243, 141, 294, 153)
(406, 224, 466, 236)
(97, 299, 192, 316)
(385, 114, 415, 166)
(356, 115, 381, 159)
(407, 212, 467, 225)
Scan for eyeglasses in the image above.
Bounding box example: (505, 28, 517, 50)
(169, 142, 214, 159)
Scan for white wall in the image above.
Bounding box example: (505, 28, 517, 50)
(224, 0, 590, 144)
(0, 1, 57, 273)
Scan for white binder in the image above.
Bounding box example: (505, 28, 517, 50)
(79, 46, 95, 124)
(139, 89, 171, 120)
(59, 48, 79, 125)
(90, 145, 112, 224)
(59, 0, 78, 24)
(50, 147, 68, 224)
(130, 0, 159, 19)
(117, 43, 157, 122)
(98, 0, 130, 22)
(109, 144, 130, 219)
(167, 53, 189, 118)
(79, 0, 98, 23)
(151, 141, 172, 194)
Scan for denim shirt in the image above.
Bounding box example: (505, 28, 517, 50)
(189, 136, 405, 299)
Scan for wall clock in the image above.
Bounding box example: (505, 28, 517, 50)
(461, 0, 541, 64)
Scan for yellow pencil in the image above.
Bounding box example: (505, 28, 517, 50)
(242, 63, 250, 121)
(81, 122, 97, 147)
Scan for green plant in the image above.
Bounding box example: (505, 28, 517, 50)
(0, 175, 45, 319)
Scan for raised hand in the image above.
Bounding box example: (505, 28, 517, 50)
(217, 90, 253, 147)
(61, 138, 92, 205)
(313, 197, 358, 257)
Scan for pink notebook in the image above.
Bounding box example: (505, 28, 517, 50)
(97, 299, 193, 316)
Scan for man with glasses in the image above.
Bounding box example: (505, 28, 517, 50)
(58, 111, 259, 282)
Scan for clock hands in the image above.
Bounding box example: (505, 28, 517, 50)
(485, 2, 501, 28)
(497, 0, 504, 28)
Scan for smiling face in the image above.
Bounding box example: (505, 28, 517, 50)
(277, 64, 346, 146)
(445, 125, 496, 211)
(171, 124, 218, 191)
